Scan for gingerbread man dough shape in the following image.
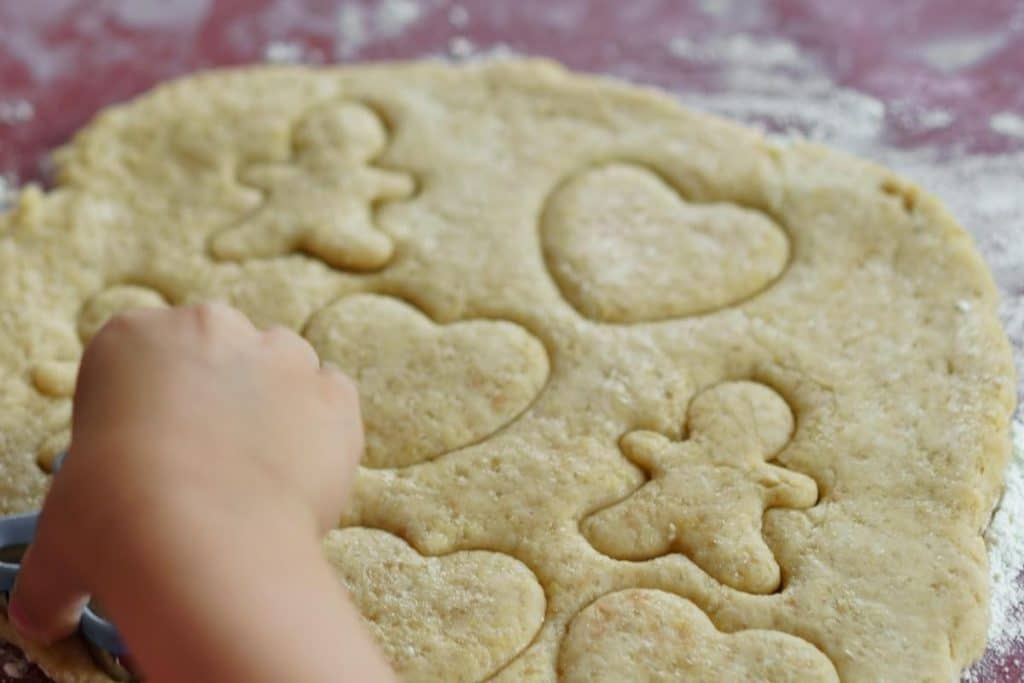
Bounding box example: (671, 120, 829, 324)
(211, 101, 415, 271)
(581, 381, 818, 594)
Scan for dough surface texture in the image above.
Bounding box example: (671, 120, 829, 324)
(0, 60, 1014, 682)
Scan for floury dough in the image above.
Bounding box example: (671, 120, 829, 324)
(0, 60, 1015, 682)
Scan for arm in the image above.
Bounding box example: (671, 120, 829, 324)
(9, 303, 397, 683)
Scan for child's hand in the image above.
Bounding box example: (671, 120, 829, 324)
(10, 303, 396, 682)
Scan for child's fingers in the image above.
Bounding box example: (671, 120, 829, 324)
(8, 520, 89, 645)
(263, 325, 320, 368)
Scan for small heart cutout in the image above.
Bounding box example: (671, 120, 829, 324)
(542, 163, 789, 323)
(325, 528, 544, 682)
(31, 284, 170, 399)
(559, 590, 838, 682)
(305, 294, 549, 468)
(77, 284, 170, 344)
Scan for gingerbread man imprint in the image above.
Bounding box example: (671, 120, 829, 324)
(210, 101, 416, 271)
(581, 381, 818, 594)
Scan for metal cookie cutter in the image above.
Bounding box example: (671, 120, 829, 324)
(0, 453, 138, 680)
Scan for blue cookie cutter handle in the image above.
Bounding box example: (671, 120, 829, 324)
(80, 603, 129, 657)
(0, 451, 129, 658)
(0, 513, 38, 592)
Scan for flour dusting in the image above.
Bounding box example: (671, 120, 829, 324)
(915, 33, 1007, 72)
(448, 5, 469, 28)
(963, 421, 1024, 682)
(0, 100, 34, 126)
(0, 175, 18, 214)
(991, 112, 1024, 140)
(668, 34, 805, 69)
(263, 41, 305, 64)
(448, 36, 476, 59)
(106, 0, 211, 29)
(337, 0, 428, 58)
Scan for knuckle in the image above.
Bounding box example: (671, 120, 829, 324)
(96, 309, 139, 335)
(189, 301, 252, 333)
(84, 310, 143, 355)
(265, 326, 318, 361)
(191, 301, 224, 324)
(264, 325, 295, 343)
(322, 365, 359, 400)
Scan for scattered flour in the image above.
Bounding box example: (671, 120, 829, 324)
(473, 43, 520, 62)
(263, 40, 305, 64)
(440, 38, 519, 63)
(448, 35, 476, 59)
(915, 32, 1007, 73)
(697, 0, 741, 17)
(375, 0, 422, 36)
(337, 0, 427, 58)
(0, 99, 34, 125)
(448, 4, 469, 28)
(668, 34, 805, 69)
(888, 100, 956, 133)
(990, 112, 1024, 140)
(962, 421, 1024, 682)
(105, 0, 211, 29)
(0, 174, 18, 213)
(665, 34, 889, 145)
(917, 108, 955, 130)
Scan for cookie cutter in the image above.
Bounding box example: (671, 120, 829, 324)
(0, 452, 138, 680)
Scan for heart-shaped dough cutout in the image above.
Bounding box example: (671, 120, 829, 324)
(325, 528, 544, 682)
(541, 163, 789, 323)
(305, 294, 549, 468)
(558, 589, 838, 682)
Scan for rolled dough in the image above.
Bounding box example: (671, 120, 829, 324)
(0, 60, 1014, 682)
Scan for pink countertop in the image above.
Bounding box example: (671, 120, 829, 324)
(1, 1, 1022, 681)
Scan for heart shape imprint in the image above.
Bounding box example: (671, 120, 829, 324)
(541, 163, 789, 323)
(326, 528, 544, 682)
(32, 284, 170, 399)
(305, 294, 549, 468)
(559, 589, 838, 682)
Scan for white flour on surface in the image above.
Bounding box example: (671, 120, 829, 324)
(448, 4, 469, 28)
(447, 35, 476, 58)
(0, 100, 34, 126)
(963, 421, 1024, 682)
(263, 40, 305, 64)
(337, 0, 430, 58)
(0, 175, 18, 214)
(914, 32, 1008, 73)
(991, 112, 1024, 140)
(105, 0, 211, 29)
(668, 34, 805, 69)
